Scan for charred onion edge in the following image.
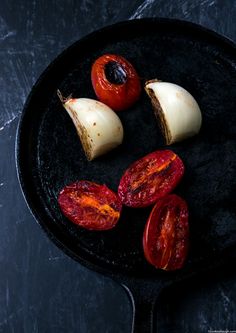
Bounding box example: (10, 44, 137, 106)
(57, 90, 93, 160)
(144, 79, 172, 145)
(57, 89, 72, 104)
(66, 105, 93, 161)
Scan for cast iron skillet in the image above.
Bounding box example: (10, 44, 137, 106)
(16, 18, 236, 332)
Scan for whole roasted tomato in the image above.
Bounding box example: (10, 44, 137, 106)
(58, 181, 122, 230)
(118, 150, 184, 208)
(91, 54, 141, 111)
(143, 194, 189, 271)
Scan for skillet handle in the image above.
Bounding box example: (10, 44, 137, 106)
(122, 281, 163, 333)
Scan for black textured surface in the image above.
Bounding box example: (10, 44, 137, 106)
(2, 1, 236, 332)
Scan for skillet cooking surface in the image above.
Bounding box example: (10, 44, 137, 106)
(16, 18, 236, 278)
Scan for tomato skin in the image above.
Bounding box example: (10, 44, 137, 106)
(58, 181, 122, 230)
(143, 194, 189, 271)
(91, 54, 141, 111)
(118, 150, 184, 208)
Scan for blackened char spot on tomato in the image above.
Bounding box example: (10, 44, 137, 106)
(104, 61, 127, 85)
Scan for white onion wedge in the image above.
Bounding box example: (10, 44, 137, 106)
(145, 80, 202, 144)
(58, 90, 124, 160)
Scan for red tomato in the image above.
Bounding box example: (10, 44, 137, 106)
(143, 194, 189, 271)
(118, 150, 184, 208)
(91, 54, 141, 111)
(58, 181, 122, 230)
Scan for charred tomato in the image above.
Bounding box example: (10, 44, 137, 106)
(58, 181, 122, 231)
(118, 150, 184, 208)
(143, 194, 189, 271)
(91, 54, 141, 111)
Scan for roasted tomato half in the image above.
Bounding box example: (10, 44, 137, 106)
(118, 150, 184, 208)
(143, 194, 189, 271)
(58, 181, 122, 231)
(91, 54, 141, 111)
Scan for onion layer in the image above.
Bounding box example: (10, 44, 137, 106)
(145, 80, 202, 144)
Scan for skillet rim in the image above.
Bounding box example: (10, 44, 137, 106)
(15, 17, 236, 281)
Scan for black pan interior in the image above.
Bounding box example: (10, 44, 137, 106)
(17, 19, 236, 279)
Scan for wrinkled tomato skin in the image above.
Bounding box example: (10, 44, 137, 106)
(58, 181, 122, 231)
(143, 194, 189, 271)
(91, 54, 141, 111)
(118, 150, 184, 208)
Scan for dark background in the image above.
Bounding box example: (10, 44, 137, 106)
(1, 1, 236, 332)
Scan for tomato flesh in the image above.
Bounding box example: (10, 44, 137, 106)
(143, 194, 189, 271)
(118, 150, 184, 208)
(58, 181, 122, 230)
(91, 54, 141, 111)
